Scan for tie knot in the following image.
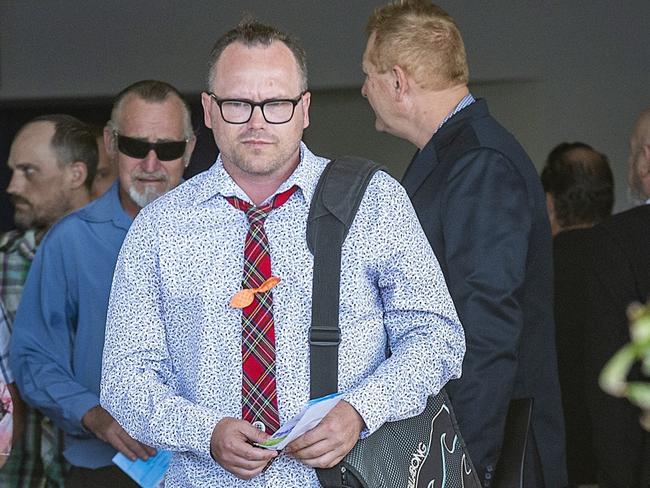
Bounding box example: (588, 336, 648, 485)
(226, 185, 298, 225)
(245, 206, 271, 225)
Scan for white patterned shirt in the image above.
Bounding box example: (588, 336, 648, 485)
(101, 143, 465, 487)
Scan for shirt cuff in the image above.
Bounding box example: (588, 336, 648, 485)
(343, 387, 384, 438)
(71, 393, 102, 433)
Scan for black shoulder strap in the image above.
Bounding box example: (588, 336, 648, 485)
(307, 156, 383, 400)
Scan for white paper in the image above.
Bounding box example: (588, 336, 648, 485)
(256, 392, 343, 450)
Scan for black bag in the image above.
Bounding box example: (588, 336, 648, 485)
(306, 156, 482, 488)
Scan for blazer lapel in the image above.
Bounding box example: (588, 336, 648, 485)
(401, 141, 440, 198)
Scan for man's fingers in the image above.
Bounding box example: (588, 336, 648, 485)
(229, 463, 268, 480)
(239, 422, 272, 445)
(141, 442, 157, 457)
(111, 434, 139, 461)
(232, 443, 277, 463)
(299, 451, 342, 469)
(115, 427, 152, 460)
(285, 422, 328, 454)
(287, 436, 332, 460)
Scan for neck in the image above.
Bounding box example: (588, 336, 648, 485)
(69, 189, 92, 213)
(119, 192, 141, 219)
(35, 189, 91, 244)
(34, 228, 47, 246)
(406, 84, 469, 149)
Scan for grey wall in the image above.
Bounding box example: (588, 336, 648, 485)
(2, 1, 649, 211)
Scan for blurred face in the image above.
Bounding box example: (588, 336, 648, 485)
(628, 130, 649, 202)
(6, 121, 76, 232)
(91, 135, 117, 199)
(201, 41, 310, 180)
(361, 33, 397, 134)
(108, 94, 195, 217)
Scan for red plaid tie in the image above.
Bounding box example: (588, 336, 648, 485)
(226, 186, 297, 434)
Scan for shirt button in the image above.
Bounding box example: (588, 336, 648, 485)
(252, 421, 266, 432)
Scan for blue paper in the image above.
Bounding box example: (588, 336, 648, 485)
(112, 450, 172, 488)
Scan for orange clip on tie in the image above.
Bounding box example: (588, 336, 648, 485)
(230, 276, 281, 309)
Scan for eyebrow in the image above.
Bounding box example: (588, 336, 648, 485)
(12, 162, 39, 171)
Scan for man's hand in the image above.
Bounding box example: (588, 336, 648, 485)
(285, 400, 365, 468)
(82, 405, 156, 461)
(210, 417, 278, 480)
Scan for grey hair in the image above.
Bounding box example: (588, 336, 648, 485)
(108, 80, 194, 140)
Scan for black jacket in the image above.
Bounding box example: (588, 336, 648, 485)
(586, 205, 650, 488)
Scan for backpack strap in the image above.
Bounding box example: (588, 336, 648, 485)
(307, 156, 383, 400)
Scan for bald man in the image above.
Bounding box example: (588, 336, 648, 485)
(628, 107, 650, 204)
(1, 114, 97, 486)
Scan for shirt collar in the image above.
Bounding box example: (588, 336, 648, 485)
(0, 228, 37, 261)
(436, 92, 476, 134)
(191, 142, 326, 208)
(77, 181, 133, 230)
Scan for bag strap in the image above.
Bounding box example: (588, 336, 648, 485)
(307, 156, 383, 399)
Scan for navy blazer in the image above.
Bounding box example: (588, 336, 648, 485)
(402, 99, 567, 487)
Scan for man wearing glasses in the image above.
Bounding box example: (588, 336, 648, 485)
(100, 20, 464, 487)
(11, 80, 195, 487)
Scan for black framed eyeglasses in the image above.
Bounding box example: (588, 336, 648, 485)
(114, 132, 188, 161)
(207, 91, 306, 124)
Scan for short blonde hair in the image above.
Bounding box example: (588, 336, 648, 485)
(366, 1, 469, 90)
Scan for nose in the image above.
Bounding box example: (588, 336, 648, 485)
(248, 105, 266, 128)
(141, 149, 162, 173)
(6, 171, 22, 196)
(361, 80, 368, 99)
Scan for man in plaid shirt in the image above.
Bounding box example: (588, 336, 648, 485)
(0, 114, 98, 487)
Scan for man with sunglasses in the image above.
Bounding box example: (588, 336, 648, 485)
(11, 80, 195, 487)
(100, 20, 464, 488)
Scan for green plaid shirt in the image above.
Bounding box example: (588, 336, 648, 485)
(0, 229, 66, 487)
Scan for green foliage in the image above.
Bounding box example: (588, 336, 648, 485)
(600, 302, 650, 430)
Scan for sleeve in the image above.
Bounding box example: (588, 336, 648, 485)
(0, 301, 12, 384)
(100, 210, 221, 458)
(343, 172, 466, 435)
(10, 231, 99, 436)
(584, 223, 648, 485)
(440, 150, 531, 472)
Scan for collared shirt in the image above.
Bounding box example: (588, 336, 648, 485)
(0, 229, 65, 487)
(0, 229, 36, 319)
(437, 92, 476, 133)
(11, 182, 133, 469)
(101, 143, 465, 487)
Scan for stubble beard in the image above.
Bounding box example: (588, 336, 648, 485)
(14, 196, 74, 233)
(225, 139, 301, 178)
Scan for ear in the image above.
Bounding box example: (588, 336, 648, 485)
(67, 161, 89, 190)
(184, 135, 197, 167)
(545, 192, 555, 218)
(104, 126, 116, 156)
(545, 193, 559, 235)
(392, 65, 409, 102)
(643, 143, 650, 166)
(201, 92, 214, 129)
(301, 91, 311, 130)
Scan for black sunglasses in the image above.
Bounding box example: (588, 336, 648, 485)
(114, 132, 188, 161)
